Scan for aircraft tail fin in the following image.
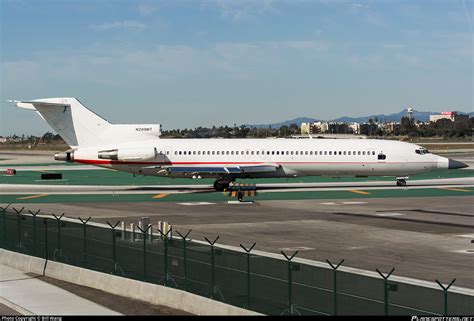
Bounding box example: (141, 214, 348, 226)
(10, 97, 110, 148)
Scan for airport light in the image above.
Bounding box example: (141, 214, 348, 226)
(240, 242, 256, 310)
(326, 259, 344, 315)
(376, 268, 395, 316)
(435, 278, 456, 316)
(176, 229, 192, 291)
(28, 210, 41, 256)
(78, 217, 91, 268)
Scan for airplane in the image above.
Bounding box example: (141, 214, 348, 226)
(9, 97, 468, 191)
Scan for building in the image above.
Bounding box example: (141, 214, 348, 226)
(0, 137, 6, 143)
(429, 111, 457, 122)
(300, 122, 328, 135)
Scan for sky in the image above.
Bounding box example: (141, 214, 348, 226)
(0, 0, 472, 136)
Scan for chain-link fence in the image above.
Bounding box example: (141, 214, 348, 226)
(1, 205, 472, 315)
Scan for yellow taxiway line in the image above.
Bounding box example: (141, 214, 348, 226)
(16, 194, 49, 200)
(348, 189, 371, 195)
(152, 193, 168, 199)
(440, 187, 471, 192)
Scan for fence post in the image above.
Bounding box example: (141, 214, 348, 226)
(106, 221, 124, 276)
(158, 227, 175, 286)
(52, 213, 67, 262)
(326, 259, 344, 316)
(0, 204, 10, 249)
(205, 236, 220, 299)
(42, 218, 48, 259)
(136, 225, 151, 282)
(281, 250, 300, 315)
(28, 210, 41, 257)
(435, 278, 456, 316)
(176, 229, 192, 291)
(13, 207, 25, 253)
(78, 217, 91, 268)
(240, 242, 256, 310)
(376, 268, 395, 316)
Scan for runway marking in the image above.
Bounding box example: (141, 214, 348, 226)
(348, 189, 371, 195)
(178, 202, 216, 206)
(440, 187, 471, 192)
(342, 201, 368, 205)
(453, 249, 474, 254)
(455, 234, 474, 239)
(152, 193, 168, 199)
(281, 247, 315, 251)
(376, 212, 405, 217)
(16, 194, 49, 200)
(320, 202, 336, 205)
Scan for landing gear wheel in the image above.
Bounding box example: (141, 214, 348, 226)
(396, 179, 407, 187)
(213, 180, 230, 191)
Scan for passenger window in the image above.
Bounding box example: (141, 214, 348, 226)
(267, 151, 270, 155)
(310, 151, 313, 155)
(272, 151, 275, 155)
(324, 151, 327, 155)
(329, 151, 332, 155)
(348, 151, 351, 155)
(372, 151, 375, 155)
(276, 151, 279, 155)
(291, 151, 294, 155)
(343, 151, 346, 155)
(363, 151, 366, 155)
(338, 151, 342, 155)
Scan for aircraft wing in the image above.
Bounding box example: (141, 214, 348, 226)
(152, 164, 279, 175)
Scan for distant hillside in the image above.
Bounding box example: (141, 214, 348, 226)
(246, 117, 321, 129)
(246, 109, 473, 128)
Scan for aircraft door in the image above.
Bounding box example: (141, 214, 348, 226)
(164, 147, 172, 162)
(154, 147, 166, 163)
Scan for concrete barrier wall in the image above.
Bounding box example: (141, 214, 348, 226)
(0, 249, 261, 316)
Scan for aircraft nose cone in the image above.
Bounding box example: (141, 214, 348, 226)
(448, 159, 468, 169)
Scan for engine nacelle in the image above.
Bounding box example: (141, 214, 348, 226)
(98, 147, 157, 162)
(54, 150, 74, 162)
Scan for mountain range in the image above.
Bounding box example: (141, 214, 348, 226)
(246, 109, 474, 128)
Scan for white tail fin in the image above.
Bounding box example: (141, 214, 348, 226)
(11, 97, 161, 148)
(12, 97, 110, 148)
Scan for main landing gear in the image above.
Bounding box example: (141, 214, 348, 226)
(396, 178, 407, 187)
(213, 179, 231, 191)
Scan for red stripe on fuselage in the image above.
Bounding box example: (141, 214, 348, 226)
(74, 159, 435, 166)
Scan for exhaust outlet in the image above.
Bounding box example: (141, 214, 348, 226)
(54, 150, 74, 162)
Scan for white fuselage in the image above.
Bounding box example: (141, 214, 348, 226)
(71, 138, 449, 179)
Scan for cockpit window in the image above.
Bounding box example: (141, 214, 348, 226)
(378, 153, 386, 160)
(416, 148, 430, 155)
